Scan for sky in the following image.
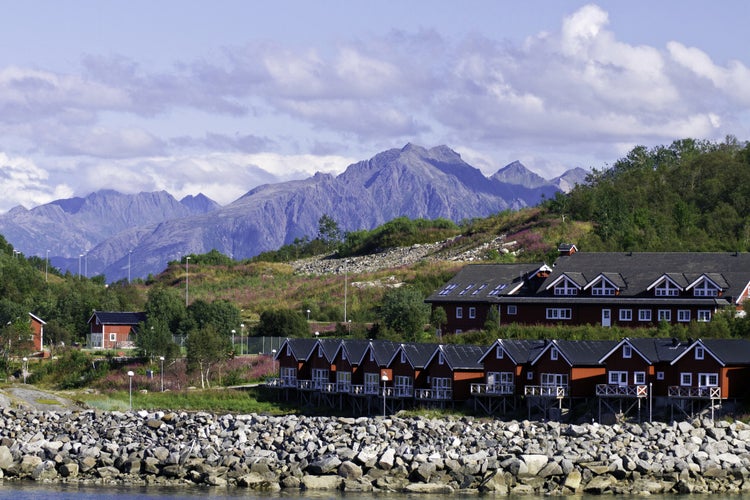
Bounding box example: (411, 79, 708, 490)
(1, 0, 749, 212)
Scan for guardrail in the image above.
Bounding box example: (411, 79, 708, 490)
(470, 383, 515, 395)
(596, 384, 648, 397)
(668, 386, 721, 399)
(524, 385, 568, 397)
(415, 388, 453, 400)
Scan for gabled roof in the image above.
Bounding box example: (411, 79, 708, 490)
(275, 337, 317, 361)
(546, 272, 585, 290)
(479, 338, 546, 365)
(317, 338, 341, 362)
(541, 252, 750, 302)
(425, 263, 550, 302)
(28, 312, 46, 325)
(670, 338, 750, 366)
(583, 273, 625, 291)
(426, 344, 485, 371)
(88, 311, 146, 326)
(388, 342, 438, 370)
(337, 339, 371, 364)
(352, 340, 400, 367)
(531, 339, 617, 366)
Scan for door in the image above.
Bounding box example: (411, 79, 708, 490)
(602, 309, 611, 327)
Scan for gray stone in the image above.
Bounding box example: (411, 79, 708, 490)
(301, 474, 343, 490)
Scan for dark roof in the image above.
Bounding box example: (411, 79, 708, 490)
(600, 337, 690, 364)
(671, 338, 750, 366)
(88, 311, 146, 326)
(479, 338, 546, 364)
(389, 342, 439, 369)
(425, 263, 550, 302)
(542, 252, 750, 302)
(367, 340, 400, 366)
(317, 338, 341, 361)
(276, 338, 317, 361)
(428, 344, 485, 370)
(339, 339, 371, 364)
(532, 339, 617, 366)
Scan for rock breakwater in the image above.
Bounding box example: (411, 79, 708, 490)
(1, 408, 750, 495)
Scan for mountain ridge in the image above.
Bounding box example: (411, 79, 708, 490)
(0, 144, 587, 280)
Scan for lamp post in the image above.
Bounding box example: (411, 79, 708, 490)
(159, 356, 165, 392)
(22, 357, 28, 384)
(231, 329, 236, 354)
(306, 309, 310, 321)
(241, 323, 245, 355)
(127, 370, 134, 410)
(271, 349, 277, 375)
(185, 256, 191, 306)
(381, 374, 388, 417)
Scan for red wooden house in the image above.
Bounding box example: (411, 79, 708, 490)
(87, 311, 146, 350)
(420, 344, 485, 403)
(273, 338, 317, 387)
(28, 313, 46, 353)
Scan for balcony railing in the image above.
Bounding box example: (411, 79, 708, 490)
(351, 384, 381, 396)
(336, 382, 352, 394)
(596, 384, 648, 397)
(668, 386, 721, 399)
(382, 386, 413, 398)
(266, 377, 297, 388)
(297, 379, 315, 391)
(524, 385, 569, 397)
(415, 388, 453, 401)
(470, 383, 515, 395)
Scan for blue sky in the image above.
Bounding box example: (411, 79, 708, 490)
(1, 1, 748, 210)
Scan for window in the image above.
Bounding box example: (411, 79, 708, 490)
(507, 305, 517, 315)
(318, 346, 323, 358)
(471, 284, 488, 295)
(280, 367, 297, 386)
(634, 372, 646, 385)
(369, 349, 375, 362)
(546, 308, 572, 320)
(655, 280, 680, 296)
(394, 375, 413, 397)
(678, 310, 691, 322)
(554, 278, 579, 296)
(638, 309, 652, 322)
(527, 371, 534, 380)
(312, 368, 329, 389)
(364, 372, 379, 394)
(619, 309, 633, 321)
(623, 344, 632, 358)
(438, 352, 445, 365)
(698, 373, 718, 387)
(400, 351, 406, 364)
(550, 348, 559, 360)
(458, 284, 475, 295)
(342, 349, 347, 361)
(656, 371, 664, 380)
(541, 373, 568, 386)
(336, 371, 351, 391)
(658, 310, 671, 322)
(695, 346, 704, 360)
(591, 280, 616, 296)
(286, 344, 292, 356)
(468, 307, 476, 319)
(455, 307, 463, 319)
(109, 332, 117, 342)
(609, 371, 627, 385)
(693, 280, 719, 297)
(495, 346, 504, 359)
(697, 310, 712, 322)
(680, 373, 692, 386)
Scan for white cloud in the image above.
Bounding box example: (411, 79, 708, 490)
(0, 153, 74, 211)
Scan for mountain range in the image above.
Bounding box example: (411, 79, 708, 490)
(0, 144, 587, 280)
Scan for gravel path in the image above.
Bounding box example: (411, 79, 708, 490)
(0, 386, 83, 411)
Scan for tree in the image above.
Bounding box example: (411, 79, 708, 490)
(380, 287, 429, 341)
(144, 286, 187, 335)
(186, 325, 231, 389)
(430, 306, 447, 338)
(136, 317, 180, 362)
(484, 306, 500, 335)
(255, 309, 309, 338)
(318, 214, 341, 251)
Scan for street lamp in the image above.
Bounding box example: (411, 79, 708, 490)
(240, 323, 245, 355)
(306, 309, 311, 321)
(127, 370, 134, 410)
(22, 357, 28, 384)
(271, 349, 277, 378)
(159, 356, 165, 392)
(381, 374, 389, 417)
(231, 329, 236, 354)
(185, 256, 191, 306)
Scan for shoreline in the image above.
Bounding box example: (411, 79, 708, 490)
(1, 408, 750, 495)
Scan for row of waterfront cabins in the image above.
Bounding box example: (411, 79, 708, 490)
(425, 249, 750, 334)
(269, 336, 750, 421)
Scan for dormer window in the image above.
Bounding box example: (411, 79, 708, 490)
(693, 279, 719, 297)
(655, 279, 680, 297)
(554, 277, 579, 296)
(591, 279, 617, 296)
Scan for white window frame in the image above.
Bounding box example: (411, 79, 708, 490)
(698, 373, 718, 387)
(554, 278, 579, 296)
(638, 309, 652, 322)
(541, 373, 568, 386)
(634, 372, 646, 385)
(280, 367, 297, 386)
(468, 307, 476, 319)
(658, 309, 671, 322)
(527, 371, 534, 380)
(438, 352, 445, 365)
(680, 373, 692, 386)
(677, 309, 691, 322)
(364, 372, 379, 394)
(656, 371, 665, 380)
(693, 280, 719, 297)
(609, 371, 627, 386)
(655, 280, 680, 297)
(619, 309, 633, 321)
(455, 307, 463, 319)
(495, 346, 504, 359)
(623, 344, 632, 359)
(312, 368, 329, 389)
(697, 310, 712, 322)
(695, 346, 704, 360)
(591, 279, 616, 296)
(546, 308, 572, 320)
(394, 375, 413, 397)
(550, 348, 559, 361)
(507, 305, 517, 315)
(109, 332, 117, 342)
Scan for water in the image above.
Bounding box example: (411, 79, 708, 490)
(0, 483, 739, 500)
